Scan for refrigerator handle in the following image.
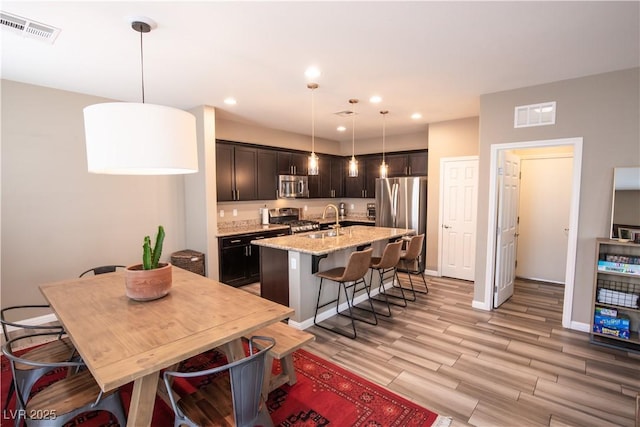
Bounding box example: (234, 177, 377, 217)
(391, 182, 399, 227)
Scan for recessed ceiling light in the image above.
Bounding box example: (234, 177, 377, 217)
(370, 95, 382, 104)
(411, 113, 422, 120)
(224, 97, 237, 105)
(305, 66, 321, 80)
(337, 126, 346, 132)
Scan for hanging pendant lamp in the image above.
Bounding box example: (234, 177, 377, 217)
(379, 110, 389, 179)
(347, 99, 359, 178)
(307, 83, 319, 176)
(83, 18, 198, 175)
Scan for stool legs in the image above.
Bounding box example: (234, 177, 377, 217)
(313, 278, 357, 339)
(397, 257, 428, 299)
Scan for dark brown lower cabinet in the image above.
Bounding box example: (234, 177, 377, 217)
(218, 229, 288, 287)
(259, 247, 289, 306)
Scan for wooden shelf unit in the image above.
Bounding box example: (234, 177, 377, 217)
(591, 238, 640, 353)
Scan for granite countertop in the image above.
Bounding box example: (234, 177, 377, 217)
(216, 223, 290, 237)
(251, 225, 414, 256)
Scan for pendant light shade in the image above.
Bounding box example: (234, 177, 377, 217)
(83, 18, 198, 175)
(84, 102, 198, 174)
(379, 110, 389, 179)
(307, 82, 319, 176)
(348, 98, 359, 178)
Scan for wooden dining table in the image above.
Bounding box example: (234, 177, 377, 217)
(40, 266, 294, 427)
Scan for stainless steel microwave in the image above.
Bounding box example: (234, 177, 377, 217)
(278, 174, 309, 198)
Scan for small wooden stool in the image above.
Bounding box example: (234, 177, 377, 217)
(246, 321, 315, 400)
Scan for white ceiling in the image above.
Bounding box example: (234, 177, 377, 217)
(1, 1, 638, 142)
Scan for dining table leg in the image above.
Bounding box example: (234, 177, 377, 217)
(127, 371, 160, 427)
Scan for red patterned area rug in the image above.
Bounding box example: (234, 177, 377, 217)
(2, 347, 449, 427)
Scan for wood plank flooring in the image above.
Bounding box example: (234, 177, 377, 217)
(296, 275, 640, 427)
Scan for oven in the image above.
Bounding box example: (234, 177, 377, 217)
(268, 207, 319, 234)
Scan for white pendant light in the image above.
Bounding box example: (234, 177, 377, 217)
(348, 98, 359, 178)
(379, 110, 389, 179)
(307, 83, 319, 176)
(83, 18, 198, 175)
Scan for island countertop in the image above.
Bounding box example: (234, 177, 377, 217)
(251, 225, 414, 256)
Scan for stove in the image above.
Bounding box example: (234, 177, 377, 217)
(269, 207, 319, 234)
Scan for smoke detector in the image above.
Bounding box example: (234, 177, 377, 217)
(1, 11, 60, 44)
(334, 110, 358, 117)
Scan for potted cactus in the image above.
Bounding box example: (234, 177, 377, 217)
(124, 225, 172, 301)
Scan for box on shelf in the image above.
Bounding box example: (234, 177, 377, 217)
(595, 307, 618, 317)
(597, 260, 640, 275)
(594, 314, 630, 329)
(593, 324, 630, 339)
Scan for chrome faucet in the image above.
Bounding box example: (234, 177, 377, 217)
(322, 204, 341, 229)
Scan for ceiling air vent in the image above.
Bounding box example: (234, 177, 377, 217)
(1, 11, 60, 44)
(514, 101, 556, 128)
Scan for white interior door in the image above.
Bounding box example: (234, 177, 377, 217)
(516, 156, 572, 283)
(494, 151, 520, 308)
(440, 157, 478, 281)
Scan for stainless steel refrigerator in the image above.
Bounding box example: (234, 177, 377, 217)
(375, 177, 427, 270)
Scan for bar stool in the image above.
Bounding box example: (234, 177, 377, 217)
(396, 234, 428, 300)
(313, 248, 375, 339)
(367, 240, 405, 317)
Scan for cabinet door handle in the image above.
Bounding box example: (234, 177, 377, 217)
(248, 245, 252, 256)
(255, 236, 265, 240)
(230, 239, 241, 243)
(236, 190, 240, 200)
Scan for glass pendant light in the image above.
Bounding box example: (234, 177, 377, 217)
(379, 110, 389, 179)
(348, 98, 359, 177)
(307, 83, 319, 176)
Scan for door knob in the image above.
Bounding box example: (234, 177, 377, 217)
(443, 225, 451, 229)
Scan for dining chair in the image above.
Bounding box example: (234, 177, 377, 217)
(396, 234, 428, 300)
(0, 305, 75, 413)
(78, 264, 126, 277)
(313, 248, 375, 339)
(2, 332, 127, 427)
(163, 336, 276, 427)
(367, 240, 405, 316)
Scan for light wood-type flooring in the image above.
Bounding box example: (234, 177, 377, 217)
(6, 276, 639, 426)
(280, 275, 640, 427)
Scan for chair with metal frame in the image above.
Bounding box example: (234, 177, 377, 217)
(1, 305, 75, 413)
(163, 336, 276, 427)
(78, 265, 126, 277)
(367, 240, 405, 317)
(395, 234, 428, 300)
(2, 332, 127, 427)
(313, 248, 375, 339)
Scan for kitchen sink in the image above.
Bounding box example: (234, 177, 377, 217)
(306, 230, 344, 239)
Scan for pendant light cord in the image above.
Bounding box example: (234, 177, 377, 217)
(311, 86, 315, 152)
(140, 28, 145, 104)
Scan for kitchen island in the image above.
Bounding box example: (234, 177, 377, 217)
(251, 225, 414, 329)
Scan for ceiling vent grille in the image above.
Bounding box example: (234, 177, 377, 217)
(1, 11, 60, 44)
(514, 101, 556, 128)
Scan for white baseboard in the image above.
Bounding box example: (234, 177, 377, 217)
(4, 313, 59, 333)
(570, 321, 590, 333)
(424, 269, 439, 277)
(472, 300, 490, 311)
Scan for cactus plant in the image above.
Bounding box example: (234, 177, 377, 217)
(142, 225, 165, 270)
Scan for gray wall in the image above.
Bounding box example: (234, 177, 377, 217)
(1, 80, 188, 308)
(475, 68, 640, 326)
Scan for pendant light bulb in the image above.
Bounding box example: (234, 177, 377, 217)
(348, 98, 359, 178)
(379, 110, 389, 179)
(307, 83, 319, 176)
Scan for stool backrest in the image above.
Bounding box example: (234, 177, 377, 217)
(341, 248, 373, 282)
(376, 240, 403, 269)
(404, 234, 425, 260)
